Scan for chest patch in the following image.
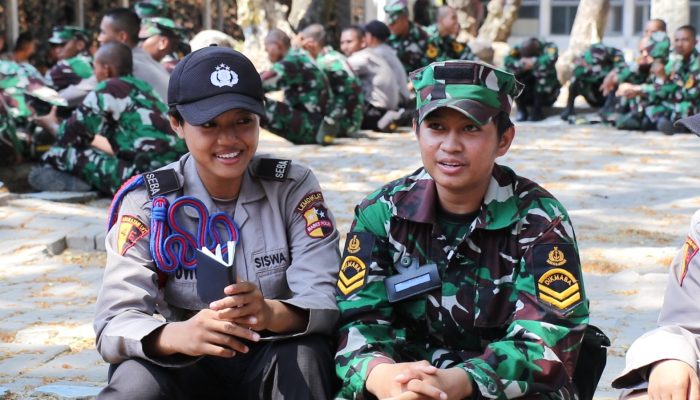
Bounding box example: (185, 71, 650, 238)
(117, 215, 148, 255)
(142, 169, 181, 199)
(337, 232, 374, 298)
(253, 248, 289, 270)
(679, 236, 699, 286)
(256, 158, 291, 181)
(533, 243, 582, 312)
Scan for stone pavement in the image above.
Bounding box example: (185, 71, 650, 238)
(0, 118, 699, 399)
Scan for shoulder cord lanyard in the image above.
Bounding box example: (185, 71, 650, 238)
(150, 196, 240, 275)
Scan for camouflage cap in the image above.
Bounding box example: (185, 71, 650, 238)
(410, 60, 524, 126)
(139, 17, 187, 40)
(384, 0, 408, 24)
(134, 0, 168, 18)
(48, 26, 89, 45)
(644, 31, 671, 61)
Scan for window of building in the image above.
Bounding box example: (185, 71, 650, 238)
(691, 1, 700, 30)
(605, 1, 624, 36)
(634, 0, 651, 35)
(511, 0, 539, 37)
(551, 2, 578, 35)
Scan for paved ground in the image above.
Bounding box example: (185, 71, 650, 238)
(0, 117, 698, 399)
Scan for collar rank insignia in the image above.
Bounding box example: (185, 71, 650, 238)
(337, 232, 374, 298)
(533, 243, 582, 312)
(141, 169, 181, 199)
(210, 63, 239, 88)
(256, 158, 291, 181)
(679, 236, 699, 286)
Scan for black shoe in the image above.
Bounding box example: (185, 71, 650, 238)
(516, 108, 529, 122)
(657, 117, 682, 135)
(560, 107, 574, 121)
(529, 108, 545, 122)
(28, 166, 92, 192)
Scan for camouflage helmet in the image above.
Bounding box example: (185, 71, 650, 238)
(134, 0, 168, 18)
(48, 26, 89, 45)
(383, 0, 408, 24)
(410, 60, 524, 126)
(139, 17, 187, 41)
(643, 31, 671, 61)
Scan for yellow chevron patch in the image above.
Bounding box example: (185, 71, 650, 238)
(537, 268, 580, 311)
(337, 255, 367, 296)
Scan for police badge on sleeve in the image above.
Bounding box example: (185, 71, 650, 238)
(533, 243, 582, 312)
(296, 191, 334, 239)
(117, 215, 149, 255)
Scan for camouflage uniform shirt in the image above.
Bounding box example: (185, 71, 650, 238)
(45, 53, 93, 91)
(261, 48, 330, 116)
(387, 22, 430, 74)
(0, 60, 45, 119)
(424, 24, 475, 63)
(336, 164, 589, 399)
(657, 50, 700, 120)
(504, 40, 561, 103)
(316, 47, 364, 137)
(572, 43, 625, 86)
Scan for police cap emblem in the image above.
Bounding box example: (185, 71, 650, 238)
(210, 63, 239, 88)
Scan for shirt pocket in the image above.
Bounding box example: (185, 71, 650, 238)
(473, 276, 515, 332)
(252, 247, 291, 299)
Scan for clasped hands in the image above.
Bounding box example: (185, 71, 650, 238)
(366, 361, 473, 400)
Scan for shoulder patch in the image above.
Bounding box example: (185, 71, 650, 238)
(297, 191, 334, 239)
(256, 158, 291, 181)
(117, 215, 149, 255)
(141, 169, 181, 199)
(337, 232, 375, 298)
(533, 243, 582, 312)
(679, 236, 699, 286)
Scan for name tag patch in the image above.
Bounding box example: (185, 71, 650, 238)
(296, 192, 333, 239)
(533, 243, 582, 312)
(257, 158, 291, 181)
(253, 248, 289, 270)
(117, 215, 149, 255)
(141, 169, 181, 199)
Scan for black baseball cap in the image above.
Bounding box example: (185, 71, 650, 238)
(168, 45, 266, 125)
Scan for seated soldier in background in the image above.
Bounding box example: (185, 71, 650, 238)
(340, 25, 365, 57)
(363, 20, 412, 109)
(384, 0, 430, 75)
(299, 24, 364, 138)
(561, 42, 625, 121)
(138, 17, 187, 68)
(505, 37, 561, 122)
(343, 26, 403, 132)
(425, 5, 476, 63)
(611, 112, 700, 399)
(614, 31, 671, 131)
(45, 26, 93, 92)
(0, 32, 44, 122)
(30, 41, 186, 194)
(260, 28, 333, 145)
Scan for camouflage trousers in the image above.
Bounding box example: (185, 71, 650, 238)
(516, 73, 560, 108)
(262, 98, 324, 145)
(615, 96, 671, 131)
(0, 115, 21, 165)
(569, 78, 606, 107)
(334, 95, 364, 138)
(42, 146, 138, 194)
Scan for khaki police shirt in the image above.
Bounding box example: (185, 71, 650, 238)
(94, 153, 340, 366)
(613, 209, 700, 389)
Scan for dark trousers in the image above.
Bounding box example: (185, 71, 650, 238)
(98, 334, 336, 400)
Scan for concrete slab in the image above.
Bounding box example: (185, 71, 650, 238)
(0, 344, 70, 375)
(23, 192, 99, 204)
(34, 383, 102, 399)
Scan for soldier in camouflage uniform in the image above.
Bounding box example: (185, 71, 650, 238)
(424, 6, 476, 63)
(134, 0, 167, 18)
(45, 26, 93, 92)
(385, 0, 430, 75)
(560, 43, 625, 120)
(139, 17, 187, 67)
(0, 91, 20, 165)
(260, 28, 333, 145)
(504, 38, 561, 121)
(335, 60, 590, 399)
(613, 31, 671, 131)
(299, 24, 364, 138)
(0, 32, 44, 122)
(32, 42, 186, 194)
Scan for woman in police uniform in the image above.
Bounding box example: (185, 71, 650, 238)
(94, 46, 340, 399)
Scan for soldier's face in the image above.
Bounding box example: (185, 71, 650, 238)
(265, 41, 284, 62)
(340, 30, 363, 56)
(58, 39, 82, 60)
(93, 60, 110, 82)
(439, 9, 460, 37)
(416, 108, 513, 208)
(674, 29, 697, 57)
(170, 108, 260, 198)
(98, 17, 119, 45)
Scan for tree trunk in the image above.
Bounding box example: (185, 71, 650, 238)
(476, 0, 521, 43)
(238, 0, 293, 54)
(288, 0, 335, 31)
(651, 0, 689, 37)
(446, 0, 486, 40)
(555, 0, 610, 84)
